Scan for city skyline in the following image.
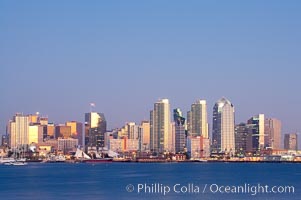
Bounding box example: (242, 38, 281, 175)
(4, 97, 300, 156)
(1, 1, 301, 138)
(2, 97, 301, 135)
(3, 96, 300, 150)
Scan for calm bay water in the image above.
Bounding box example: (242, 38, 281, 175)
(0, 162, 300, 200)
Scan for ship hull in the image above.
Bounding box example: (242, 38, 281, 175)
(83, 158, 113, 163)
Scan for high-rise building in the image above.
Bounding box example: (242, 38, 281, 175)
(247, 114, 265, 154)
(66, 121, 83, 146)
(212, 97, 235, 154)
(9, 113, 29, 149)
(140, 121, 150, 151)
(284, 133, 298, 151)
(127, 122, 139, 140)
(187, 100, 208, 138)
(173, 108, 186, 153)
(46, 123, 55, 138)
(117, 122, 139, 140)
(85, 112, 107, 149)
(150, 99, 171, 153)
(28, 125, 39, 144)
(28, 115, 51, 142)
(235, 123, 249, 155)
(117, 122, 140, 150)
(264, 118, 281, 150)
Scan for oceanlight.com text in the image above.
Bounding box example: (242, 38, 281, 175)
(126, 183, 295, 196)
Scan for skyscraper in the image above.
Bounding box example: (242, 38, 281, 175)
(173, 108, 186, 153)
(264, 118, 281, 150)
(284, 133, 298, 151)
(150, 99, 171, 153)
(247, 114, 265, 154)
(187, 100, 208, 138)
(9, 113, 29, 149)
(85, 112, 107, 150)
(235, 123, 249, 156)
(212, 97, 235, 154)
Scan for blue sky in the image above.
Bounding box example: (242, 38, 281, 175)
(1, 1, 301, 144)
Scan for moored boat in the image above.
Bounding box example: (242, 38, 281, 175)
(0, 157, 16, 164)
(4, 161, 28, 166)
(75, 148, 113, 163)
(12, 161, 28, 166)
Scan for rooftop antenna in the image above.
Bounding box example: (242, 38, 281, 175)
(90, 102, 96, 112)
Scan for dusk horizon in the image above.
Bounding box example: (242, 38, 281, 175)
(1, 1, 301, 137)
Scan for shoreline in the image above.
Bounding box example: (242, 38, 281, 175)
(19, 159, 301, 164)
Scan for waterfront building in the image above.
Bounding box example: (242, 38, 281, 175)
(39, 139, 58, 152)
(247, 114, 265, 154)
(85, 112, 107, 150)
(57, 138, 78, 154)
(126, 138, 139, 151)
(109, 138, 124, 152)
(284, 133, 298, 151)
(108, 137, 139, 152)
(173, 108, 186, 153)
(264, 118, 281, 150)
(150, 99, 171, 153)
(212, 97, 235, 154)
(9, 113, 29, 149)
(187, 136, 210, 159)
(187, 100, 208, 138)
